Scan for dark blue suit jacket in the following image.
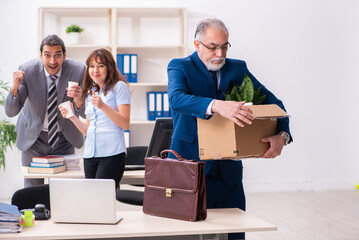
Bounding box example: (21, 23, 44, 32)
(167, 51, 291, 184)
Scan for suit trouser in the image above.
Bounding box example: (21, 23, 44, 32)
(206, 163, 246, 240)
(22, 131, 74, 187)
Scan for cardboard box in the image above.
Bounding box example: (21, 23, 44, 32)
(197, 104, 288, 160)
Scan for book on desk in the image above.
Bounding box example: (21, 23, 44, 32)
(32, 155, 64, 163)
(29, 161, 64, 168)
(28, 165, 66, 174)
(29, 155, 66, 174)
(28, 154, 83, 173)
(62, 154, 82, 171)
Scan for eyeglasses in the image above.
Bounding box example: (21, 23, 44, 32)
(198, 40, 231, 52)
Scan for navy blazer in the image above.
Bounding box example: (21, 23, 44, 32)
(167, 52, 292, 184)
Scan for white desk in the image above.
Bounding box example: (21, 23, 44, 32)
(1, 209, 277, 240)
(22, 166, 144, 184)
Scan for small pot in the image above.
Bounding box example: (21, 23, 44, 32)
(244, 102, 253, 106)
(67, 32, 80, 45)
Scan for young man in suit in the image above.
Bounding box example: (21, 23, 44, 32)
(167, 18, 292, 239)
(5, 34, 86, 187)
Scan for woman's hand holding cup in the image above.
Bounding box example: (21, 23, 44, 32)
(67, 81, 81, 99)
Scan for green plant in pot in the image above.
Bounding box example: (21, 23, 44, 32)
(0, 79, 17, 170)
(66, 24, 84, 34)
(66, 24, 84, 45)
(224, 74, 266, 105)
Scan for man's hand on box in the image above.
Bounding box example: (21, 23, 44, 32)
(212, 100, 254, 127)
(260, 135, 286, 158)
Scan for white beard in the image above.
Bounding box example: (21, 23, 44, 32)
(205, 57, 225, 71)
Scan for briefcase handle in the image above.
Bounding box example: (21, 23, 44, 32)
(160, 149, 196, 162)
(160, 150, 182, 159)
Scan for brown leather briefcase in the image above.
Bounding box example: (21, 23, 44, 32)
(143, 150, 207, 221)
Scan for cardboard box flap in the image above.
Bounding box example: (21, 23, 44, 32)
(247, 104, 288, 119)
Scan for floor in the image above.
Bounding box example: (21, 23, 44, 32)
(3, 188, 359, 239)
(245, 190, 359, 240)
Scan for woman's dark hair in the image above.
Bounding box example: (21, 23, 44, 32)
(81, 48, 127, 102)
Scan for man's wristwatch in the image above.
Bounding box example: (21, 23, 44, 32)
(278, 131, 290, 146)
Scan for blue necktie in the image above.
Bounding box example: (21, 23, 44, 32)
(209, 70, 218, 90)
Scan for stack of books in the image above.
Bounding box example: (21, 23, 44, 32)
(63, 154, 82, 171)
(28, 156, 66, 174)
(0, 202, 22, 233)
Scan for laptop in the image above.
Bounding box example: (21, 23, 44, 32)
(49, 178, 122, 224)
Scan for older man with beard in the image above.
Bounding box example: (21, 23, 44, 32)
(167, 18, 292, 240)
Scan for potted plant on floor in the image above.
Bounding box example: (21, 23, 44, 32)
(0, 79, 17, 170)
(224, 74, 266, 105)
(66, 24, 84, 45)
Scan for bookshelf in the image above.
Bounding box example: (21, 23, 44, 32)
(38, 7, 187, 146)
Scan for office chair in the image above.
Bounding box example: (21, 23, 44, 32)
(116, 146, 147, 206)
(11, 184, 50, 210)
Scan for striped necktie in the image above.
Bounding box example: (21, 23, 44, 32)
(47, 75, 59, 149)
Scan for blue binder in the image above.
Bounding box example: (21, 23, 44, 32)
(147, 92, 156, 121)
(128, 54, 138, 83)
(162, 92, 170, 117)
(155, 92, 163, 118)
(124, 130, 130, 147)
(117, 54, 130, 81)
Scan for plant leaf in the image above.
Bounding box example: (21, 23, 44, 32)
(238, 79, 245, 93)
(0, 81, 10, 107)
(242, 75, 254, 102)
(254, 94, 266, 105)
(224, 75, 266, 105)
(224, 94, 231, 101)
(0, 119, 17, 171)
(235, 92, 243, 101)
(254, 86, 263, 97)
(230, 85, 237, 95)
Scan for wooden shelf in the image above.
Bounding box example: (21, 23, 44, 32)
(38, 7, 186, 146)
(130, 120, 156, 125)
(66, 44, 112, 49)
(129, 82, 167, 87)
(117, 44, 184, 49)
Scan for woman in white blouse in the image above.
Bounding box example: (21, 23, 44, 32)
(59, 48, 131, 189)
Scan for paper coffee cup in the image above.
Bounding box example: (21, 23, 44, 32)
(68, 81, 79, 88)
(60, 101, 74, 118)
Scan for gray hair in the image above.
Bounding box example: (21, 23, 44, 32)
(194, 18, 229, 41)
(40, 34, 66, 53)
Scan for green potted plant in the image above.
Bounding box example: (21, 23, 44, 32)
(0, 79, 17, 170)
(66, 24, 84, 45)
(224, 74, 266, 105)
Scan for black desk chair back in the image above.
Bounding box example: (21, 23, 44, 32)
(11, 184, 50, 211)
(116, 146, 147, 206)
(117, 118, 173, 206)
(124, 146, 147, 171)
